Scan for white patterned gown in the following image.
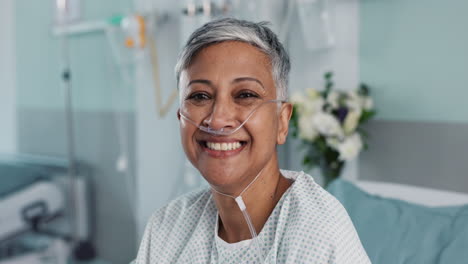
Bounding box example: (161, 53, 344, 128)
(135, 170, 371, 264)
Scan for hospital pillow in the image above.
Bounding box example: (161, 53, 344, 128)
(0, 161, 46, 197)
(327, 179, 468, 264)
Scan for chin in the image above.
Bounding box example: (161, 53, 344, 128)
(199, 166, 244, 189)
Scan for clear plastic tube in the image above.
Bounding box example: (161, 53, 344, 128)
(212, 169, 267, 262)
(238, 198, 265, 262)
(179, 99, 284, 136)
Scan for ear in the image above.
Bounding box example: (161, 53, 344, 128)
(276, 102, 293, 145)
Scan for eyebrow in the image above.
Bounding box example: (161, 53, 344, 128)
(187, 79, 214, 88)
(187, 77, 265, 90)
(232, 77, 265, 90)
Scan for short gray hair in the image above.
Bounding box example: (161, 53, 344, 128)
(175, 18, 290, 100)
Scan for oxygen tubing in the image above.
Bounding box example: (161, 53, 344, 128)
(211, 168, 267, 262)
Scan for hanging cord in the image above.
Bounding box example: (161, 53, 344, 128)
(147, 25, 178, 118)
(103, 26, 137, 220)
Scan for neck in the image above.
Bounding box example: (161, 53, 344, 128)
(212, 155, 291, 243)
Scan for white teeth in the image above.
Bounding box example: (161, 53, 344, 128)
(206, 141, 242, 151)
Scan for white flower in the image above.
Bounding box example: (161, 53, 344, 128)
(347, 91, 374, 111)
(343, 110, 362, 135)
(326, 91, 340, 109)
(305, 88, 320, 100)
(336, 133, 363, 161)
(345, 91, 362, 111)
(302, 97, 324, 115)
(312, 112, 344, 137)
(291, 91, 323, 116)
(298, 115, 318, 142)
(290, 91, 306, 106)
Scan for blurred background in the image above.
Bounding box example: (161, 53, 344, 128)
(0, 0, 467, 263)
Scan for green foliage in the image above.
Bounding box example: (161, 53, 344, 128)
(323, 71, 334, 98)
(360, 110, 376, 124)
(290, 104, 300, 137)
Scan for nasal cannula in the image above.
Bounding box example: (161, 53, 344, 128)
(179, 99, 284, 136)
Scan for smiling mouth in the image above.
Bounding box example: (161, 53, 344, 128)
(199, 141, 247, 151)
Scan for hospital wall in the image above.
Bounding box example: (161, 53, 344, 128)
(358, 0, 468, 193)
(13, 0, 136, 263)
(0, 0, 16, 154)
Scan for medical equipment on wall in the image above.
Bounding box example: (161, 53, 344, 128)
(54, 0, 81, 24)
(53, 5, 171, 193)
(219, 0, 334, 51)
(180, 1, 211, 46)
(103, 15, 144, 219)
(122, 15, 146, 49)
(180, 0, 234, 45)
(53, 9, 179, 120)
(146, 25, 178, 117)
(296, 0, 335, 50)
(230, 0, 286, 34)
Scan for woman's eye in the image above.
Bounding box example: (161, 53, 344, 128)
(237, 91, 259, 99)
(187, 93, 211, 101)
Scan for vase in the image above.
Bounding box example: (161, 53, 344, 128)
(319, 159, 345, 188)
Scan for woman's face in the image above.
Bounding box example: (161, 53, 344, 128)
(178, 41, 292, 192)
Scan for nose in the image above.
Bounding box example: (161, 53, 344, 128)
(202, 100, 239, 131)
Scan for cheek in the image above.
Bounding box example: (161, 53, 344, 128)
(248, 115, 278, 149)
(179, 126, 197, 159)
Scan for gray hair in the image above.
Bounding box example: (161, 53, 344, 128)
(175, 18, 290, 100)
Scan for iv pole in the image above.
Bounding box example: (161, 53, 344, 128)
(55, 0, 96, 261)
(55, 0, 78, 242)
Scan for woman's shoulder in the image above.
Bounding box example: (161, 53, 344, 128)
(276, 171, 370, 263)
(281, 170, 354, 229)
(150, 186, 213, 224)
(135, 187, 217, 263)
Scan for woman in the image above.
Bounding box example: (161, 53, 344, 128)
(135, 18, 370, 263)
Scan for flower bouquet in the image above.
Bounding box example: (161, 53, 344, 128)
(290, 72, 376, 187)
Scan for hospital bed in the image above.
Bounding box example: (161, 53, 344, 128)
(328, 178, 468, 264)
(0, 155, 91, 264)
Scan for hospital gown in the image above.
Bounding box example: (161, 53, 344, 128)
(135, 170, 371, 263)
